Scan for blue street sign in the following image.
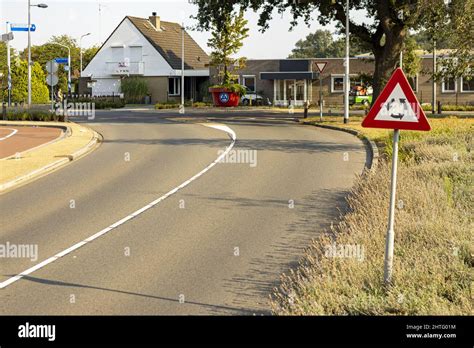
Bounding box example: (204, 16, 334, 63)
(55, 58, 69, 64)
(10, 23, 36, 32)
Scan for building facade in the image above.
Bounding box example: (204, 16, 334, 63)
(211, 57, 473, 107)
(81, 14, 210, 103)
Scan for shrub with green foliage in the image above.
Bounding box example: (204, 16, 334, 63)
(120, 77, 149, 104)
(6, 110, 55, 121)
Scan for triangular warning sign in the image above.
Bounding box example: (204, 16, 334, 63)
(362, 68, 431, 131)
(315, 62, 327, 73)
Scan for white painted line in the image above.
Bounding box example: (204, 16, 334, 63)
(0, 123, 236, 289)
(0, 128, 18, 141)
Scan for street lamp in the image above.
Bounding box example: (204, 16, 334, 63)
(181, 23, 185, 108)
(343, 0, 350, 124)
(51, 42, 71, 96)
(80, 32, 91, 75)
(27, 1, 48, 106)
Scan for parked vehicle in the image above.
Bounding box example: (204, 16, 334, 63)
(240, 88, 271, 106)
(349, 85, 373, 106)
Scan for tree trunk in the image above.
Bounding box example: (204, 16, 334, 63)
(372, 34, 404, 102)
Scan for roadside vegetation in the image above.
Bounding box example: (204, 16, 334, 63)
(271, 116, 473, 315)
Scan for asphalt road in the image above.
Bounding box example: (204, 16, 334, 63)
(0, 110, 367, 315)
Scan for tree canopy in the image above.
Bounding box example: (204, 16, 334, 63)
(192, 0, 473, 100)
(288, 29, 369, 58)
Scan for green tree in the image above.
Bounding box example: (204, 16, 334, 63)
(207, 9, 249, 85)
(20, 35, 99, 92)
(289, 29, 368, 58)
(402, 35, 421, 79)
(192, 0, 473, 101)
(9, 59, 49, 104)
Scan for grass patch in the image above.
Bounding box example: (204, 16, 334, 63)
(272, 116, 473, 315)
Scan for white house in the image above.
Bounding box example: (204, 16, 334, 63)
(81, 13, 210, 103)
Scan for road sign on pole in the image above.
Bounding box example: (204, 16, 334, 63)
(362, 68, 431, 131)
(10, 23, 36, 32)
(313, 62, 327, 121)
(55, 58, 69, 64)
(46, 60, 59, 113)
(314, 61, 327, 73)
(362, 67, 431, 285)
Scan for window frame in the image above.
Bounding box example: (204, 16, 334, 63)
(242, 75, 256, 93)
(168, 77, 181, 96)
(441, 76, 457, 93)
(460, 76, 474, 93)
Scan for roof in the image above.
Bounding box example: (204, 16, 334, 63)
(127, 16, 209, 70)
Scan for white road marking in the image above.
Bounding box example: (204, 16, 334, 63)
(0, 128, 18, 141)
(0, 123, 236, 289)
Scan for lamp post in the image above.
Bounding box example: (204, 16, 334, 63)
(51, 42, 71, 96)
(27, 1, 48, 106)
(343, 0, 350, 124)
(80, 32, 91, 75)
(181, 22, 185, 108)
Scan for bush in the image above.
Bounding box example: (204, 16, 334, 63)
(154, 102, 179, 109)
(210, 83, 247, 96)
(93, 100, 125, 109)
(6, 110, 56, 121)
(120, 77, 149, 104)
(422, 104, 474, 112)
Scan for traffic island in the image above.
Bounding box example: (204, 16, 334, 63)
(0, 121, 101, 193)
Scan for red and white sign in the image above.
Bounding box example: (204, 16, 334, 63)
(314, 62, 327, 74)
(362, 68, 431, 131)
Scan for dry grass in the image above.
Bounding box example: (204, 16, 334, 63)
(272, 116, 473, 315)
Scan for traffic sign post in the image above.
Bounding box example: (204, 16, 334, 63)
(46, 60, 59, 113)
(362, 68, 431, 285)
(314, 62, 327, 122)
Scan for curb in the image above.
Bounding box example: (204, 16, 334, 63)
(303, 122, 379, 171)
(0, 124, 101, 193)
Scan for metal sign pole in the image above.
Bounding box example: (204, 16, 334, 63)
(384, 128, 400, 285)
(6, 22, 12, 107)
(319, 73, 323, 122)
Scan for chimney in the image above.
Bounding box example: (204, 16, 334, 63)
(149, 12, 161, 30)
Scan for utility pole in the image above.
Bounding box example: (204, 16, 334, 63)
(432, 40, 437, 114)
(181, 22, 185, 108)
(27, 2, 48, 106)
(27, 0, 31, 106)
(6, 22, 11, 106)
(80, 33, 91, 75)
(343, 0, 350, 124)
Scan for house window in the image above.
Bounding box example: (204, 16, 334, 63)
(129, 46, 143, 62)
(168, 77, 180, 96)
(461, 76, 474, 93)
(331, 75, 344, 93)
(442, 76, 457, 93)
(331, 74, 359, 93)
(407, 75, 418, 92)
(242, 75, 256, 93)
(111, 46, 124, 62)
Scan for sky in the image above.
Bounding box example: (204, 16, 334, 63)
(1, 0, 371, 58)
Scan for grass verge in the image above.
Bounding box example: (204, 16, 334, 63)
(271, 116, 473, 315)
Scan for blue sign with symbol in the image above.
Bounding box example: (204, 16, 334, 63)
(11, 23, 36, 32)
(219, 92, 229, 104)
(55, 58, 69, 64)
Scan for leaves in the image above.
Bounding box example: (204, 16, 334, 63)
(207, 8, 249, 85)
